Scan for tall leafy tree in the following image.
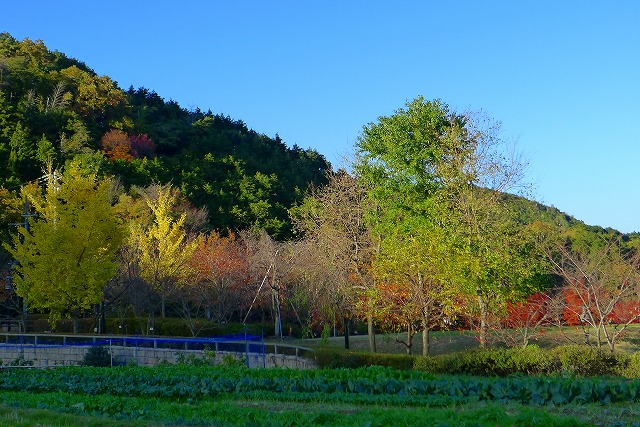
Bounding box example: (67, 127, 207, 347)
(181, 231, 250, 334)
(35, 134, 55, 166)
(3, 160, 123, 329)
(0, 186, 22, 264)
(292, 170, 378, 350)
(355, 97, 466, 346)
(430, 113, 548, 347)
(127, 184, 201, 319)
(100, 129, 133, 161)
(356, 97, 546, 347)
(372, 222, 454, 356)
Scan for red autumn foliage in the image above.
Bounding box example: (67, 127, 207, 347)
(100, 130, 156, 161)
(562, 287, 589, 326)
(505, 292, 551, 328)
(608, 300, 640, 324)
(561, 286, 640, 325)
(130, 134, 156, 158)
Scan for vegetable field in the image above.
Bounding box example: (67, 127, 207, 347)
(0, 365, 639, 426)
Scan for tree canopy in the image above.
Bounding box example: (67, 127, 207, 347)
(3, 160, 123, 326)
(356, 97, 549, 347)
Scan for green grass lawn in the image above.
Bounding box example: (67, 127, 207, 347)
(277, 324, 640, 356)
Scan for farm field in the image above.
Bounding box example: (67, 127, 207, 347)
(1, 364, 640, 426)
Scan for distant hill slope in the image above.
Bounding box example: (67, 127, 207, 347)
(0, 32, 330, 239)
(505, 192, 639, 247)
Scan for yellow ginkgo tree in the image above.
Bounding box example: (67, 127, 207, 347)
(4, 160, 123, 330)
(127, 184, 201, 321)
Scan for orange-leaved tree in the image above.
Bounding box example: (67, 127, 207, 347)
(100, 129, 133, 161)
(182, 231, 250, 334)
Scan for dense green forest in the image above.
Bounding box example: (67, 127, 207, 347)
(0, 32, 329, 248)
(2, 33, 640, 352)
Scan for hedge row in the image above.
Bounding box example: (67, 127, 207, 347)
(314, 345, 640, 377)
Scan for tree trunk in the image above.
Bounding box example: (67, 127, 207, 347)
(521, 326, 529, 347)
(477, 289, 488, 348)
(344, 317, 350, 349)
(422, 325, 430, 357)
(422, 309, 431, 356)
(147, 315, 155, 336)
(20, 297, 27, 332)
(367, 306, 376, 353)
(92, 303, 105, 334)
(406, 323, 413, 355)
(605, 324, 620, 353)
(100, 302, 106, 334)
(72, 311, 79, 334)
(274, 312, 281, 338)
(272, 288, 282, 339)
(584, 328, 589, 345)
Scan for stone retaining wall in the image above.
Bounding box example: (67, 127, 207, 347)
(0, 344, 315, 369)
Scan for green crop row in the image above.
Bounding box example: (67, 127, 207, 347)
(1, 364, 640, 406)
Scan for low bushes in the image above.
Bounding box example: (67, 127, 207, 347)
(315, 344, 640, 377)
(81, 346, 111, 367)
(314, 347, 415, 370)
(23, 315, 273, 338)
(622, 352, 640, 378)
(104, 318, 271, 337)
(550, 345, 622, 376)
(421, 345, 554, 376)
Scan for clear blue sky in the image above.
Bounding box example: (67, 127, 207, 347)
(3, 2, 639, 232)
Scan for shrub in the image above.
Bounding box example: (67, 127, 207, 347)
(506, 345, 555, 375)
(357, 352, 415, 370)
(413, 356, 441, 372)
(81, 346, 111, 367)
(550, 345, 620, 376)
(314, 346, 344, 369)
(430, 349, 523, 376)
(620, 352, 640, 378)
(221, 354, 246, 367)
(317, 344, 631, 377)
(314, 347, 414, 370)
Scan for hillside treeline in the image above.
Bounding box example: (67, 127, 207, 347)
(0, 32, 329, 246)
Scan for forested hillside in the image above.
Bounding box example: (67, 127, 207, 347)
(0, 33, 329, 245)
